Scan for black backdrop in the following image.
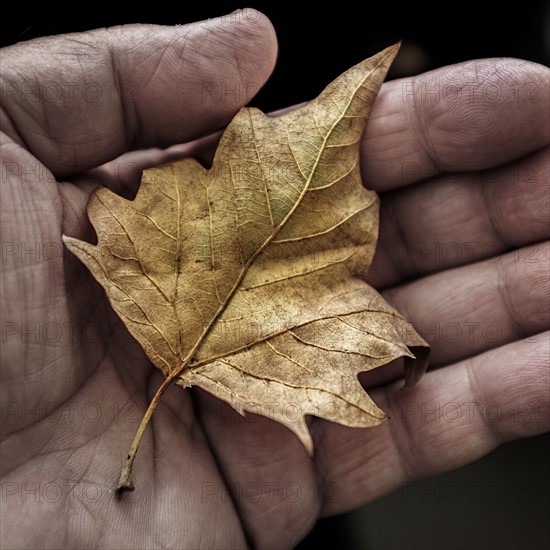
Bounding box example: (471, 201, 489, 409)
(1, 2, 548, 113)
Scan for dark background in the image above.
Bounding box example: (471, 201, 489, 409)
(2, 2, 549, 549)
(1, 2, 549, 112)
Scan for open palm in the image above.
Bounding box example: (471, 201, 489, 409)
(1, 11, 548, 549)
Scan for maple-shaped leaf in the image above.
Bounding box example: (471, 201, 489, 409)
(63, 43, 429, 495)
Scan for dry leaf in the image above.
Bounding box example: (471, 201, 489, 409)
(63, 43, 430, 495)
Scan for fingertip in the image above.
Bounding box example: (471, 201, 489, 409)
(209, 8, 278, 104)
(217, 8, 278, 77)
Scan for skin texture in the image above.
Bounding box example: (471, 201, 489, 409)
(0, 10, 548, 550)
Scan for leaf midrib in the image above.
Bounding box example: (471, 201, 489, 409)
(174, 53, 391, 372)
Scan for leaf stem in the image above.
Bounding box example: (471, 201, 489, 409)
(115, 368, 183, 500)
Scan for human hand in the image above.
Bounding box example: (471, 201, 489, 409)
(1, 10, 548, 549)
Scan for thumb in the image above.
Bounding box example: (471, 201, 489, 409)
(0, 9, 278, 176)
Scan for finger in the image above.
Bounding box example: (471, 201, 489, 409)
(0, 10, 277, 176)
(314, 332, 550, 516)
(361, 59, 549, 191)
(367, 146, 550, 288)
(382, 242, 549, 368)
(75, 143, 197, 199)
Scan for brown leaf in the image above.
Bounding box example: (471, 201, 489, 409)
(63, 43, 429, 493)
